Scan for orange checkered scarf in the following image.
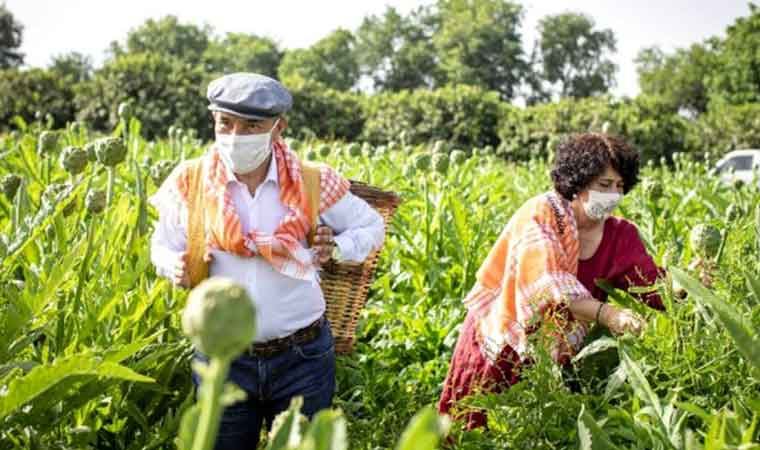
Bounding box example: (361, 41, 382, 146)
(464, 192, 592, 363)
(176, 139, 350, 282)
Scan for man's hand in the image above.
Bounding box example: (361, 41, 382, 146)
(312, 226, 336, 265)
(172, 251, 214, 288)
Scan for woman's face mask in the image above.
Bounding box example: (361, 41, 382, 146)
(215, 119, 279, 174)
(582, 190, 622, 221)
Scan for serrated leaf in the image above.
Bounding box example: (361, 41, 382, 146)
(396, 407, 448, 450)
(0, 353, 154, 420)
(577, 404, 621, 450)
(620, 350, 662, 418)
(671, 267, 760, 371)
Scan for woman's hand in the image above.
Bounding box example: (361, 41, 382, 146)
(602, 305, 645, 336)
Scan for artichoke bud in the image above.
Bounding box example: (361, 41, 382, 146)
(94, 137, 127, 167)
(725, 204, 741, 222)
(117, 101, 133, 121)
(317, 144, 331, 158)
(287, 138, 301, 151)
(37, 131, 59, 156)
(42, 182, 76, 217)
(182, 277, 256, 361)
(85, 189, 106, 215)
(432, 140, 449, 154)
(432, 153, 449, 175)
(403, 164, 416, 178)
(60, 146, 89, 175)
(414, 153, 431, 171)
(689, 224, 721, 259)
(1, 174, 22, 199)
(150, 160, 175, 186)
(641, 179, 664, 202)
(362, 143, 375, 157)
(305, 149, 317, 161)
(84, 141, 98, 162)
(450, 149, 467, 165)
(346, 143, 362, 157)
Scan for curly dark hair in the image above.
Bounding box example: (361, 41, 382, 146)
(550, 133, 640, 200)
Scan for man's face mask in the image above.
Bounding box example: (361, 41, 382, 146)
(215, 119, 279, 174)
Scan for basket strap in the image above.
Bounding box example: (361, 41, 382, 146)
(301, 162, 322, 246)
(186, 159, 209, 287)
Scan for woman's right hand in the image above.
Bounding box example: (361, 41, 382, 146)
(602, 305, 645, 336)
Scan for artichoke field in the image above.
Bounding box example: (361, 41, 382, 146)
(0, 117, 758, 449)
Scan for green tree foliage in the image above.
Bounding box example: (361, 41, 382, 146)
(636, 41, 719, 115)
(433, 0, 527, 100)
(110, 15, 211, 65)
(278, 29, 360, 91)
(202, 33, 282, 77)
(0, 68, 76, 129)
(49, 52, 93, 83)
(283, 76, 365, 141)
(709, 2, 760, 105)
(75, 52, 209, 139)
(533, 12, 617, 100)
(355, 6, 440, 91)
(0, 3, 24, 68)
(361, 84, 504, 148)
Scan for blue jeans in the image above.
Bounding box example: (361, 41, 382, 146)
(192, 321, 336, 450)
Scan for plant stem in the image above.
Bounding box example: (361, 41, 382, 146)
(106, 167, 115, 206)
(192, 358, 231, 450)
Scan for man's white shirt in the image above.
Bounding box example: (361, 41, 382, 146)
(150, 154, 385, 342)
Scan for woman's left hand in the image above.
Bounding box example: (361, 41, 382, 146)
(312, 226, 336, 265)
(604, 306, 645, 336)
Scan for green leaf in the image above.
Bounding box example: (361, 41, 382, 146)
(302, 410, 348, 450)
(671, 267, 760, 371)
(266, 396, 305, 450)
(577, 404, 621, 450)
(395, 407, 449, 450)
(745, 270, 760, 306)
(620, 350, 662, 418)
(0, 353, 154, 421)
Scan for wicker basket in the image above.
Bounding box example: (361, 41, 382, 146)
(321, 180, 401, 354)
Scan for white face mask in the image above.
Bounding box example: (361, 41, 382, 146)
(582, 190, 622, 221)
(215, 119, 278, 174)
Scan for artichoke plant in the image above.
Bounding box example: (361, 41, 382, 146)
(85, 189, 106, 215)
(690, 224, 722, 259)
(641, 179, 664, 203)
(84, 141, 98, 162)
(60, 146, 89, 175)
(150, 160, 175, 186)
(317, 144, 331, 158)
(181, 278, 255, 450)
(42, 183, 76, 217)
(346, 142, 362, 158)
(414, 153, 431, 171)
(432, 153, 449, 175)
(305, 149, 317, 161)
(1, 174, 22, 199)
(450, 149, 467, 165)
(94, 137, 127, 167)
(117, 101, 133, 121)
(725, 204, 741, 222)
(37, 131, 59, 156)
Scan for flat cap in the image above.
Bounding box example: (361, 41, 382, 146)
(207, 73, 293, 120)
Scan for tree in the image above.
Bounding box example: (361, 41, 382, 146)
(203, 33, 282, 77)
(534, 12, 617, 99)
(0, 68, 76, 129)
(709, 2, 760, 105)
(278, 29, 359, 91)
(0, 3, 24, 68)
(49, 52, 93, 83)
(110, 15, 211, 64)
(75, 53, 209, 139)
(355, 5, 441, 91)
(433, 0, 528, 100)
(636, 41, 718, 115)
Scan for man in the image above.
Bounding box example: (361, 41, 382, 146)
(149, 73, 385, 449)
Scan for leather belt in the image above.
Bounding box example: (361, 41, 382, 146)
(246, 316, 325, 358)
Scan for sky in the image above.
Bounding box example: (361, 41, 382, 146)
(4, 0, 752, 98)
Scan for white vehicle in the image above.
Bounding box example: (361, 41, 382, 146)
(715, 149, 760, 186)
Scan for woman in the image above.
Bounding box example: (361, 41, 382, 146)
(438, 133, 664, 429)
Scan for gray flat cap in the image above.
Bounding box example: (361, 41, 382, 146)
(207, 73, 293, 120)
